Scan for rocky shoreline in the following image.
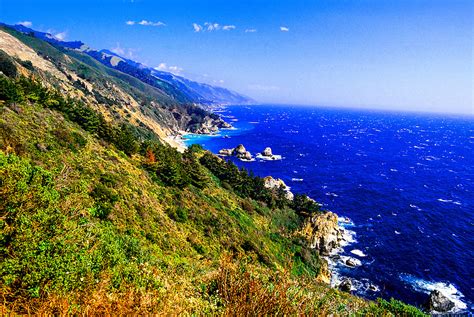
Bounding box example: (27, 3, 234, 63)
(168, 117, 461, 315)
(300, 212, 460, 314)
(165, 111, 232, 152)
(299, 212, 360, 287)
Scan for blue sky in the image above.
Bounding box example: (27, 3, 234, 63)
(1, 0, 472, 114)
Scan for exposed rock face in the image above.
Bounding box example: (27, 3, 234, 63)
(218, 144, 254, 160)
(220, 121, 232, 129)
(263, 176, 294, 200)
(256, 147, 282, 160)
(218, 148, 233, 156)
(262, 147, 272, 157)
(345, 257, 359, 267)
(233, 144, 247, 155)
(300, 212, 344, 256)
(339, 279, 352, 292)
(242, 151, 252, 161)
(316, 259, 331, 284)
(192, 117, 230, 134)
(425, 290, 455, 313)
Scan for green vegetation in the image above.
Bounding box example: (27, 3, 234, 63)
(0, 45, 426, 315)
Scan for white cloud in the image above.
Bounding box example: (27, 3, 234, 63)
(193, 22, 236, 32)
(17, 21, 32, 27)
(138, 20, 166, 26)
(54, 31, 67, 41)
(245, 28, 257, 33)
(193, 23, 203, 32)
(280, 26, 289, 32)
(213, 79, 225, 85)
(126, 20, 166, 27)
(205, 22, 220, 31)
(155, 63, 183, 75)
(248, 84, 279, 91)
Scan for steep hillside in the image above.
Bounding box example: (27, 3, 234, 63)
(3, 23, 255, 106)
(0, 26, 229, 148)
(0, 30, 425, 315)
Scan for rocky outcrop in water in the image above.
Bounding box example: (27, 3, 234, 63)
(256, 147, 282, 160)
(218, 144, 253, 161)
(339, 279, 352, 292)
(233, 144, 247, 156)
(425, 290, 455, 313)
(262, 147, 272, 157)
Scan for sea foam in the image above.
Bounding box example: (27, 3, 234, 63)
(400, 274, 467, 312)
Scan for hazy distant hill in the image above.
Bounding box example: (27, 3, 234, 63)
(2, 23, 255, 106)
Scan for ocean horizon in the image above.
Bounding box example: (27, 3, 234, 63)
(185, 104, 474, 313)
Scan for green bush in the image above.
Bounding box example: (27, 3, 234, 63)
(362, 298, 428, 316)
(90, 183, 118, 220)
(0, 50, 17, 78)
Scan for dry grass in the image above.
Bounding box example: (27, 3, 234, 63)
(213, 255, 369, 316)
(1, 280, 198, 315)
(1, 256, 370, 316)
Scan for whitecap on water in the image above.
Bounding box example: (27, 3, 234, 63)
(338, 216, 355, 227)
(338, 228, 357, 247)
(410, 204, 422, 211)
(399, 274, 467, 312)
(350, 249, 367, 257)
(394, 230, 401, 235)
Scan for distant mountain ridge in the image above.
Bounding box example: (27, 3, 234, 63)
(2, 23, 255, 106)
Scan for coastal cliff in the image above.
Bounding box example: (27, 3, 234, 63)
(298, 211, 344, 284)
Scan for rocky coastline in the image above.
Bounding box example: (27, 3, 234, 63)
(166, 114, 232, 152)
(173, 124, 460, 314)
(299, 211, 359, 287)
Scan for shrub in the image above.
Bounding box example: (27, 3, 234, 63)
(166, 206, 188, 223)
(90, 183, 118, 220)
(19, 59, 35, 71)
(0, 50, 17, 78)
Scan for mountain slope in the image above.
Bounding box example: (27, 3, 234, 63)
(0, 25, 230, 146)
(3, 23, 255, 106)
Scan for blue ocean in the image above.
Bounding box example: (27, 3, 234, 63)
(185, 105, 473, 312)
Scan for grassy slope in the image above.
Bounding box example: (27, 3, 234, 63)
(0, 47, 426, 316)
(0, 96, 363, 314)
